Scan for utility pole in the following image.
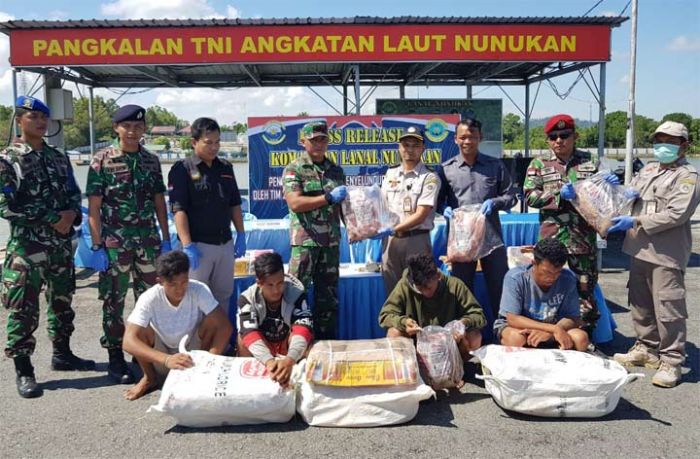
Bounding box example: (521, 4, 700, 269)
(624, 0, 638, 185)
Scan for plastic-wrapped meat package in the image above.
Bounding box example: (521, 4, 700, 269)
(416, 325, 464, 390)
(571, 170, 636, 237)
(447, 204, 502, 263)
(342, 185, 398, 242)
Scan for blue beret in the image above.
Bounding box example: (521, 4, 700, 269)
(16, 96, 50, 117)
(113, 104, 146, 123)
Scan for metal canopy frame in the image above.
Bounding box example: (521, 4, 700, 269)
(1, 16, 626, 155)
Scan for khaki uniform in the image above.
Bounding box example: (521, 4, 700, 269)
(380, 162, 440, 294)
(622, 158, 700, 366)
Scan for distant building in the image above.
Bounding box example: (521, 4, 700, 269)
(150, 126, 177, 136)
(177, 125, 191, 136)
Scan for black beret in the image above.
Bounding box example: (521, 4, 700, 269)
(113, 104, 146, 123)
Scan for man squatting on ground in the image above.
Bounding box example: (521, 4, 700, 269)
(237, 252, 313, 387)
(123, 251, 232, 400)
(495, 238, 590, 351)
(379, 253, 486, 362)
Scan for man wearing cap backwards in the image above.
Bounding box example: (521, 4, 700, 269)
(523, 114, 618, 335)
(375, 125, 441, 294)
(608, 121, 700, 388)
(283, 120, 347, 339)
(0, 96, 95, 398)
(86, 104, 171, 384)
(438, 118, 516, 320)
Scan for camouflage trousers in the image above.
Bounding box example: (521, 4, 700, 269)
(98, 246, 158, 349)
(568, 251, 599, 332)
(2, 239, 75, 358)
(289, 245, 339, 340)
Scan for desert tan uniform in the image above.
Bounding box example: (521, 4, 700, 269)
(380, 161, 440, 294)
(622, 158, 700, 366)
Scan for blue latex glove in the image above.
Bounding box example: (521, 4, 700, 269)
(328, 186, 348, 204)
(608, 216, 635, 233)
(160, 240, 172, 254)
(370, 227, 394, 240)
(480, 199, 495, 216)
(604, 173, 620, 185)
(234, 232, 246, 258)
(183, 243, 201, 271)
(560, 182, 576, 200)
(624, 188, 640, 200)
(442, 206, 453, 220)
(92, 248, 109, 273)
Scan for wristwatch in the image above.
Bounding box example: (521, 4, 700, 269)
(90, 243, 103, 251)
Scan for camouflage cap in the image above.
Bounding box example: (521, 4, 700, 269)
(16, 95, 50, 117)
(301, 121, 328, 139)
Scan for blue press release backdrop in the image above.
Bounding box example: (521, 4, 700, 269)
(247, 114, 461, 219)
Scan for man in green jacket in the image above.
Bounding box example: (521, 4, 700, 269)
(379, 253, 486, 358)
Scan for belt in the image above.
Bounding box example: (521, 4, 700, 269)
(393, 229, 429, 239)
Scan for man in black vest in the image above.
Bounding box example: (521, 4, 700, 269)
(168, 117, 246, 320)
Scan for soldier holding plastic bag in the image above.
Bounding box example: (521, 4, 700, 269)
(523, 114, 618, 334)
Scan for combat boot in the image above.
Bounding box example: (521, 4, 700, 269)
(652, 361, 682, 388)
(613, 342, 661, 369)
(107, 348, 135, 384)
(51, 339, 96, 371)
(14, 355, 43, 399)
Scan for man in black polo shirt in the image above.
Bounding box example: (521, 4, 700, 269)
(168, 117, 246, 316)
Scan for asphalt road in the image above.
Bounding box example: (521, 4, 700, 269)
(0, 224, 698, 458)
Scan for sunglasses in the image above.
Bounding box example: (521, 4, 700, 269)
(547, 132, 572, 141)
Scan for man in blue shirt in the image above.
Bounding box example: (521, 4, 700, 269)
(494, 238, 589, 351)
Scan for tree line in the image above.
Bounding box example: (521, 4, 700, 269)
(0, 96, 697, 153)
(504, 111, 699, 152)
(0, 96, 247, 150)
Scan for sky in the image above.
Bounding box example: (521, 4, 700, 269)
(0, 0, 698, 127)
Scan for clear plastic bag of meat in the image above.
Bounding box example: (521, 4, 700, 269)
(447, 204, 503, 263)
(342, 184, 399, 242)
(416, 325, 464, 390)
(571, 170, 636, 237)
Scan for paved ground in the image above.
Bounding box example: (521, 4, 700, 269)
(0, 215, 698, 458)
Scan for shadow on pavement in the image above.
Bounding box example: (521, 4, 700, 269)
(166, 419, 309, 434)
(41, 374, 118, 391)
(496, 397, 672, 426)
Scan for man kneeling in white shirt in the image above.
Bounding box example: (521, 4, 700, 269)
(123, 251, 233, 400)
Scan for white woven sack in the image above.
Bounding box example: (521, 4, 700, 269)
(293, 360, 435, 427)
(472, 345, 642, 418)
(148, 337, 295, 427)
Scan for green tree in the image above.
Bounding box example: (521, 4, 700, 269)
(502, 113, 523, 148)
(145, 105, 187, 130)
(63, 96, 120, 149)
(662, 112, 693, 130)
(0, 104, 15, 145)
(179, 137, 192, 150)
(152, 136, 171, 150)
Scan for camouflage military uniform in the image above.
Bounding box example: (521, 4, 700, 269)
(0, 141, 82, 358)
(283, 154, 345, 339)
(86, 145, 166, 349)
(523, 149, 600, 329)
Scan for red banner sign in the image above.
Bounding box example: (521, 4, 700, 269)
(9, 24, 612, 66)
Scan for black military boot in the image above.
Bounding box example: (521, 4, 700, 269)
(107, 348, 135, 384)
(51, 339, 96, 371)
(14, 355, 43, 399)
